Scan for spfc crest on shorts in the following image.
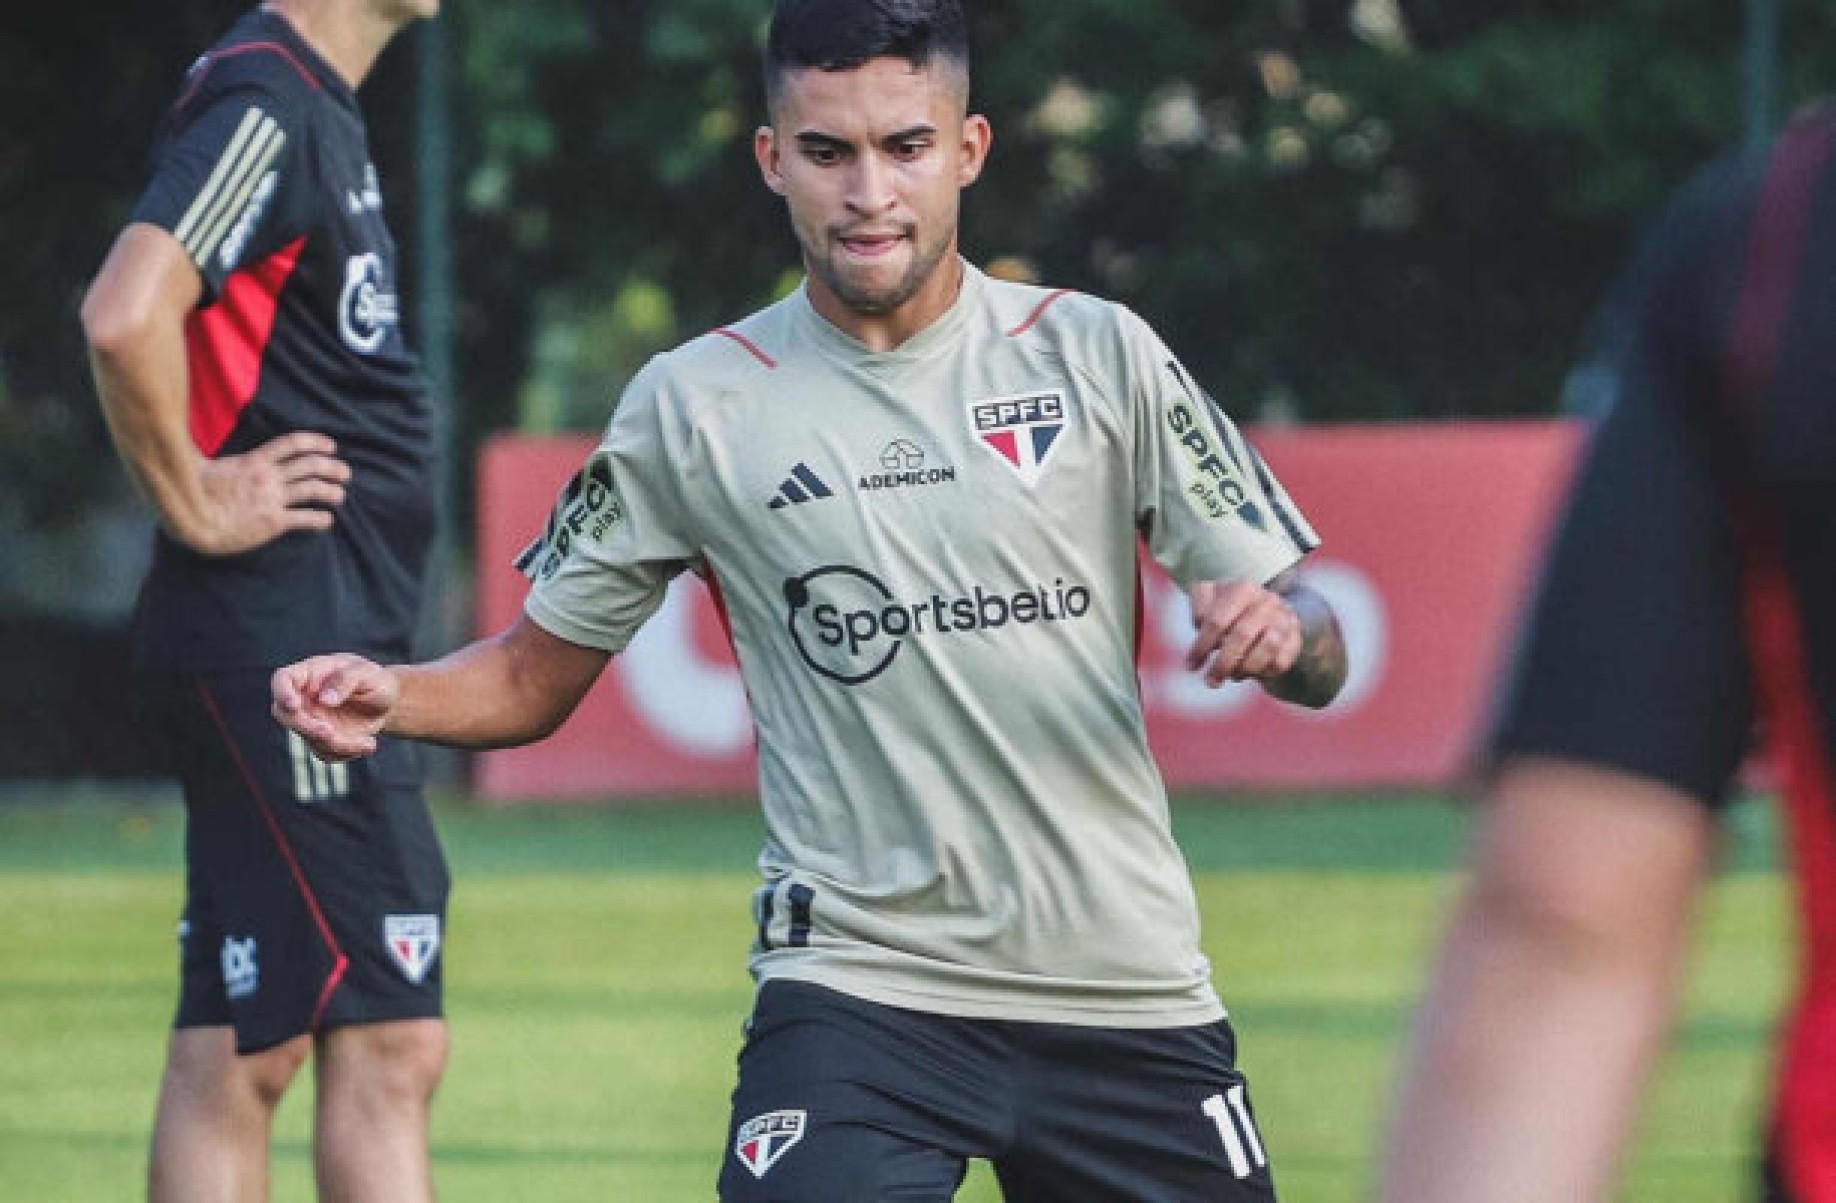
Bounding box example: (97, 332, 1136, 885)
(970, 390, 1067, 486)
(383, 914, 441, 984)
(734, 1109, 806, 1179)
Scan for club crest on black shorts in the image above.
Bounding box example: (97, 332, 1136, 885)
(734, 1109, 806, 1179)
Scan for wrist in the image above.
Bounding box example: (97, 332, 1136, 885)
(142, 452, 222, 553)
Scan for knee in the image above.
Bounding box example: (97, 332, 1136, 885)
(245, 1037, 313, 1109)
(323, 1019, 448, 1110)
(163, 1029, 309, 1115)
(1462, 861, 1652, 979)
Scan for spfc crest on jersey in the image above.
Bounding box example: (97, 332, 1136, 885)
(383, 914, 441, 985)
(969, 390, 1067, 486)
(734, 1109, 807, 1179)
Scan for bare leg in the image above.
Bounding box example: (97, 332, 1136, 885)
(148, 1026, 309, 1203)
(1378, 760, 1717, 1203)
(313, 1018, 448, 1203)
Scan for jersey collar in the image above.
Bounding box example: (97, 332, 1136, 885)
(794, 260, 986, 368)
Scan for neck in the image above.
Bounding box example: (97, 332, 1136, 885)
(808, 253, 967, 353)
(263, 0, 409, 90)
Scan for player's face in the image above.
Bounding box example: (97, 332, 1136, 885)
(756, 57, 991, 344)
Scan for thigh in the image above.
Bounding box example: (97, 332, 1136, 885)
(717, 981, 1005, 1203)
(154, 672, 449, 1052)
(997, 1017, 1278, 1203)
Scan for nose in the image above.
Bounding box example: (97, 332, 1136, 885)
(844, 152, 897, 217)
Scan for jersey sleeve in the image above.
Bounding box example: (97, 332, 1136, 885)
(1124, 312, 1319, 588)
(519, 361, 699, 654)
(130, 81, 309, 299)
(1487, 162, 1755, 807)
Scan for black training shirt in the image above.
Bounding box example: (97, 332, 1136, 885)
(129, 9, 434, 671)
(1492, 109, 1836, 809)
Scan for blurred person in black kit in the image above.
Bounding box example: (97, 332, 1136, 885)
(1382, 104, 1836, 1203)
(81, 1, 447, 1198)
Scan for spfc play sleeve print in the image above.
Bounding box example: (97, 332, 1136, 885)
(521, 360, 700, 653)
(1123, 311, 1318, 589)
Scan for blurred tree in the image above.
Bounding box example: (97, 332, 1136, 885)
(439, 0, 1822, 428)
(1, 2, 239, 533)
(9, 0, 1836, 550)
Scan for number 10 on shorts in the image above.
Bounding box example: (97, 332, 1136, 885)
(1202, 1085, 1267, 1178)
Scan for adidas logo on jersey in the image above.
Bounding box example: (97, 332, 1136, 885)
(768, 464, 834, 510)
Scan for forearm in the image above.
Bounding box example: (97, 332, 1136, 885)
(1264, 578, 1345, 708)
(88, 333, 211, 537)
(386, 624, 606, 749)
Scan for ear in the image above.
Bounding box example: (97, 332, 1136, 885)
(754, 125, 787, 196)
(958, 113, 993, 189)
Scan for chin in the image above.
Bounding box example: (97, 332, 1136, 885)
(835, 280, 914, 315)
(823, 270, 901, 314)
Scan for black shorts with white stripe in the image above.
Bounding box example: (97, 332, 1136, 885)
(142, 669, 449, 1053)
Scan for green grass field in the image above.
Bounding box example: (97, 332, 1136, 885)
(0, 791, 1789, 1200)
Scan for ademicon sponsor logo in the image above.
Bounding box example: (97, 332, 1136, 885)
(783, 564, 1093, 685)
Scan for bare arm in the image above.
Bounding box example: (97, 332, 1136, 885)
(1379, 758, 1717, 1203)
(81, 222, 350, 555)
(272, 615, 612, 761)
(1183, 567, 1346, 709)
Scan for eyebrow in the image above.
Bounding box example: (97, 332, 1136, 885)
(794, 124, 940, 151)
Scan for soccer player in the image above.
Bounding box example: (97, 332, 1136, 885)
(274, 1, 1346, 1198)
(1379, 106, 1836, 1202)
(80, 1, 447, 1199)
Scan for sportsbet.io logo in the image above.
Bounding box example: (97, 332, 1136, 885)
(783, 564, 1093, 685)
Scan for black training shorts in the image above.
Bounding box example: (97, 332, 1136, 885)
(718, 980, 1279, 1202)
(143, 670, 449, 1053)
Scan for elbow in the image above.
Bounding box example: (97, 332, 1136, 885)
(80, 284, 152, 362)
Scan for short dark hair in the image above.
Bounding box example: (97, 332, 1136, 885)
(763, 0, 970, 112)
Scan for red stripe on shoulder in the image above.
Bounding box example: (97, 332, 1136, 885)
(185, 237, 308, 456)
(206, 42, 322, 91)
(171, 41, 321, 122)
(714, 327, 778, 369)
(1006, 288, 1075, 338)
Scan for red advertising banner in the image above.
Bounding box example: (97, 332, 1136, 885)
(474, 422, 1584, 799)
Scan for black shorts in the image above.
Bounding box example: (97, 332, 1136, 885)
(143, 670, 449, 1054)
(718, 980, 1278, 1203)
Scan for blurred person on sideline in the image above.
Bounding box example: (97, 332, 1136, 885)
(273, 0, 1349, 1198)
(1381, 105, 1836, 1203)
(81, 1, 448, 1198)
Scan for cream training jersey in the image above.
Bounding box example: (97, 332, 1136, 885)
(521, 263, 1319, 1027)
